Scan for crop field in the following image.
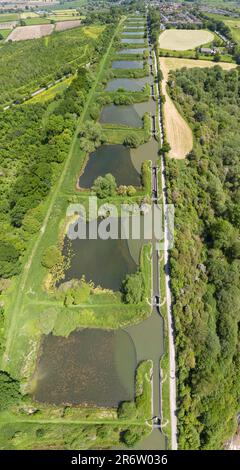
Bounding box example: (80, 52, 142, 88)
(55, 20, 81, 32)
(7, 24, 54, 42)
(159, 29, 214, 51)
(160, 57, 236, 159)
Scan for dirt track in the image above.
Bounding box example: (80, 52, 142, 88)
(160, 58, 193, 159)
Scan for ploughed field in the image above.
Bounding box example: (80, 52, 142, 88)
(7, 20, 82, 41)
(159, 29, 214, 51)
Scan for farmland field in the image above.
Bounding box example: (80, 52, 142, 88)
(160, 57, 236, 158)
(20, 12, 39, 19)
(55, 20, 81, 32)
(0, 13, 19, 22)
(159, 29, 214, 50)
(7, 24, 54, 42)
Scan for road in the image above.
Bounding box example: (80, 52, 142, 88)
(152, 39, 178, 450)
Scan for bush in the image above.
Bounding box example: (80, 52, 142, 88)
(122, 271, 144, 304)
(124, 134, 141, 148)
(122, 426, 147, 447)
(0, 372, 21, 411)
(92, 173, 117, 199)
(41, 246, 62, 269)
(118, 401, 137, 420)
(0, 241, 21, 278)
(64, 280, 91, 306)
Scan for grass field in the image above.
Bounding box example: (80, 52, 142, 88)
(160, 57, 237, 159)
(206, 12, 240, 43)
(224, 19, 240, 42)
(159, 29, 214, 51)
(0, 29, 11, 39)
(0, 13, 19, 22)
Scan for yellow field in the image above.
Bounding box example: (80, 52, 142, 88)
(159, 29, 214, 51)
(82, 25, 105, 39)
(26, 76, 74, 104)
(160, 57, 237, 159)
(20, 12, 39, 19)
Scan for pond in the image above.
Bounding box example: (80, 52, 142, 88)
(78, 144, 140, 188)
(130, 137, 159, 172)
(34, 329, 137, 407)
(122, 32, 145, 36)
(112, 60, 143, 69)
(61, 218, 140, 291)
(105, 77, 151, 92)
(117, 48, 147, 54)
(99, 103, 143, 128)
(99, 100, 155, 128)
(124, 27, 145, 31)
(121, 38, 145, 44)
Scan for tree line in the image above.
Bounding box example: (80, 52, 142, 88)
(166, 65, 240, 449)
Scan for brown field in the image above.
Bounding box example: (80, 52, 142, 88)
(7, 24, 54, 41)
(160, 57, 237, 159)
(55, 20, 81, 32)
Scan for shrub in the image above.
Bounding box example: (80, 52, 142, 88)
(92, 173, 117, 198)
(122, 271, 144, 304)
(0, 372, 21, 411)
(0, 241, 21, 278)
(118, 401, 137, 420)
(41, 246, 62, 269)
(124, 134, 141, 148)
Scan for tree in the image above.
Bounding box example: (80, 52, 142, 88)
(0, 241, 21, 278)
(122, 271, 144, 304)
(0, 372, 21, 411)
(92, 173, 117, 199)
(124, 134, 141, 148)
(118, 401, 137, 420)
(210, 219, 236, 251)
